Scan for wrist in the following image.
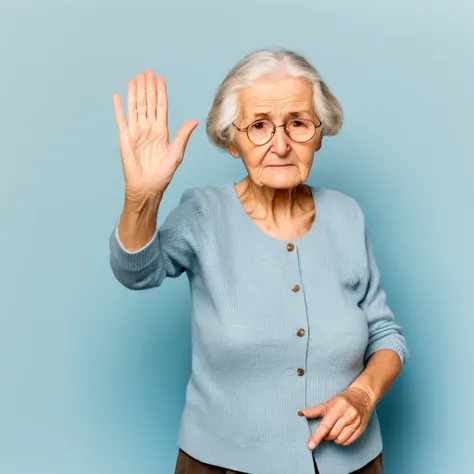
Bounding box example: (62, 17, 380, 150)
(349, 376, 379, 408)
(118, 193, 162, 252)
(124, 189, 163, 212)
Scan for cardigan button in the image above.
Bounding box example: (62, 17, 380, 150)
(287, 243, 295, 252)
(296, 328, 306, 337)
(292, 284, 300, 293)
(297, 368, 305, 376)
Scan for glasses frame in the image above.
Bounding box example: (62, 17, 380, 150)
(232, 117, 322, 146)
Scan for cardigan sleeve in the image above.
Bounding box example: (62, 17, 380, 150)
(109, 187, 208, 290)
(359, 232, 409, 367)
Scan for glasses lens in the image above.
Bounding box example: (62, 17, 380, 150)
(287, 119, 316, 142)
(247, 120, 274, 145)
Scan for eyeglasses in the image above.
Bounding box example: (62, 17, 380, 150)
(232, 117, 322, 146)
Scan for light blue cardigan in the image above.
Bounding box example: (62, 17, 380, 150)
(109, 182, 408, 474)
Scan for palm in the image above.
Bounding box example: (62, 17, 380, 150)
(112, 70, 198, 199)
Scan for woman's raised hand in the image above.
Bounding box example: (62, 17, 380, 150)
(112, 70, 198, 202)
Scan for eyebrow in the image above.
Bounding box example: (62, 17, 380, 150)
(250, 111, 311, 120)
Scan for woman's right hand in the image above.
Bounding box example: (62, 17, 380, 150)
(112, 70, 198, 203)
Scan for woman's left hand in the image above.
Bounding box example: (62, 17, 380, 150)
(301, 386, 377, 450)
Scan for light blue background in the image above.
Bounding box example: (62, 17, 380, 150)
(1, 0, 472, 473)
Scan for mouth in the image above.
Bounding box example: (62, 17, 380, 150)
(265, 164, 294, 168)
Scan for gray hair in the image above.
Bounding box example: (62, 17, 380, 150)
(206, 48, 344, 151)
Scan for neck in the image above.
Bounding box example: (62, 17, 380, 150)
(237, 177, 313, 224)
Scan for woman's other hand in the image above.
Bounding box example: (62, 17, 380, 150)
(112, 70, 199, 202)
(301, 386, 377, 450)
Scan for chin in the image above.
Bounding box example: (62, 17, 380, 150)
(259, 175, 305, 189)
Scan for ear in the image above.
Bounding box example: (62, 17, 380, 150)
(314, 134, 322, 153)
(227, 142, 241, 159)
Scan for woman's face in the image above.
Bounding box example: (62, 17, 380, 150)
(227, 75, 322, 190)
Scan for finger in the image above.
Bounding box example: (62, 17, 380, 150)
(112, 93, 128, 134)
(341, 426, 363, 446)
(146, 70, 156, 121)
(113, 93, 133, 153)
(302, 403, 326, 419)
(127, 79, 137, 127)
(325, 416, 351, 441)
(136, 72, 147, 127)
(113, 94, 136, 176)
(335, 422, 359, 445)
(308, 409, 343, 450)
(155, 76, 168, 142)
(326, 406, 358, 440)
(169, 120, 199, 162)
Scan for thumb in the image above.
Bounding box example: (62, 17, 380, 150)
(169, 120, 199, 162)
(301, 402, 327, 419)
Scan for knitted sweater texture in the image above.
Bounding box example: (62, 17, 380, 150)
(109, 182, 408, 474)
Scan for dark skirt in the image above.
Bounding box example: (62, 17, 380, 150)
(175, 448, 383, 474)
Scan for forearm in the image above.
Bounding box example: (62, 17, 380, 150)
(350, 349, 402, 406)
(117, 192, 163, 252)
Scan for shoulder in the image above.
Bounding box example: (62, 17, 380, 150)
(179, 183, 234, 215)
(179, 183, 228, 203)
(314, 188, 370, 269)
(313, 187, 365, 223)
(170, 183, 231, 230)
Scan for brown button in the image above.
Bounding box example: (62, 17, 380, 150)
(296, 328, 306, 337)
(297, 410, 304, 417)
(287, 243, 295, 252)
(292, 285, 300, 293)
(297, 368, 305, 376)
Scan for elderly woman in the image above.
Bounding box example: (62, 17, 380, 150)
(109, 49, 408, 474)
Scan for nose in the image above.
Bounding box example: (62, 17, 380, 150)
(270, 125, 291, 157)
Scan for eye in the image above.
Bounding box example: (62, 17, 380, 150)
(292, 120, 304, 127)
(252, 121, 265, 130)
